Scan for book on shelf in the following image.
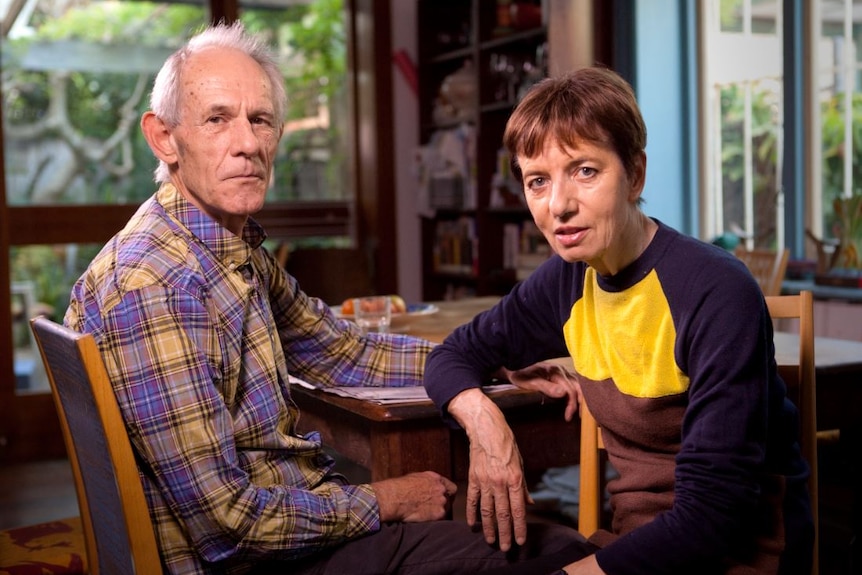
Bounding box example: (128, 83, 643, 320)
(433, 217, 478, 276)
(504, 221, 551, 280)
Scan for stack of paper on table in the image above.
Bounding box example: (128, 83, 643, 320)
(289, 375, 518, 405)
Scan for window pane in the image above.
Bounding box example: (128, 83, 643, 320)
(704, 1, 783, 248)
(240, 0, 350, 202)
(751, 0, 777, 34)
(2, 0, 350, 205)
(11, 243, 103, 394)
(1, 1, 207, 206)
(816, 0, 862, 270)
(720, 0, 744, 32)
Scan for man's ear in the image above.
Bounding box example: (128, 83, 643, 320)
(141, 111, 177, 165)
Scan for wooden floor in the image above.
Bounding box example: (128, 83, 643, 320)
(0, 458, 79, 530)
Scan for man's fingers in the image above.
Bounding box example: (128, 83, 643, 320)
(442, 476, 458, 496)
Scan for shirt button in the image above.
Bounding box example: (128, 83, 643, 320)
(228, 262, 237, 271)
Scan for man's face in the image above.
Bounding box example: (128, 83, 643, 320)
(167, 47, 281, 235)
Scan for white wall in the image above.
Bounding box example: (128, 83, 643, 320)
(390, 0, 422, 302)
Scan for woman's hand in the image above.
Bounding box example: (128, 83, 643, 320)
(447, 388, 530, 551)
(560, 554, 605, 574)
(498, 361, 582, 421)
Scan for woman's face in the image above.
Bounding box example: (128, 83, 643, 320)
(518, 137, 646, 276)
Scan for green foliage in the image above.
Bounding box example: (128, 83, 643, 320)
(10, 245, 101, 323)
(35, 2, 205, 45)
(720, 84, 779, 189)
(2, 70, 50, 125)
(719, 82, 862, 264)
(270, 0, 347, 201)
(719, 0, 743, 32)
(2, 2, 206, 205)
(821, 93, 862, 268)
(3, 0, 348, 204)
(719, 83, 781, 246)
(820, 93, 862, 204)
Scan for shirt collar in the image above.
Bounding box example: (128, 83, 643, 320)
(156, 183, 267, 268)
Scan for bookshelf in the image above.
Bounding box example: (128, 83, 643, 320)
(416, 0, 614, 300)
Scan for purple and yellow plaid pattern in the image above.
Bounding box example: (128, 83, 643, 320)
(65, 184, 434, 574)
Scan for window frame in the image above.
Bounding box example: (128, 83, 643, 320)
(697, 0, 810, 258)
(0, 0, 396, 463)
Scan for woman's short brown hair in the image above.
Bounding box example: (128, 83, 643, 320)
(503, 66, 647, 183)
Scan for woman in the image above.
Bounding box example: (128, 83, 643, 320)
(423, 67, 813, 574)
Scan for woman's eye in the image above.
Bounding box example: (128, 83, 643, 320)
(578, 166, 597, 178)
(527, 177, 547, 189)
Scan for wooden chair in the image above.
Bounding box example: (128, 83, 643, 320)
(577, 399, 604, 538)
(765, 291, 818, 575)
(577, 290, 818, 574)
(734, 246, 790, 296)
(29, 316, 161, 574)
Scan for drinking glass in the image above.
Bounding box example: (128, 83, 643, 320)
(353, 296, 391, 334)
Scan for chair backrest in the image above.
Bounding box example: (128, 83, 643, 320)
(734, 246, 790, 297)
(577, 399, 603, 538)
(577, 290, 818, 574)
(30, 316, 161, 575)
(764, 291, 818, 575)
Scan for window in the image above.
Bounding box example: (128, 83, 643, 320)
(2, 0, 351, 208)
(702, 0, 862, 271)
(1, 0, 351, 394)
(702, 0, 784, 250)
(0, 0, 404, 463)
(814, 0, 862, 270)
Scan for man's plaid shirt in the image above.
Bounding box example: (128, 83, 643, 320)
(66, 184, 434, 574)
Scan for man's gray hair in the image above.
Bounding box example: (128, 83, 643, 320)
(148, 21, 287, 183)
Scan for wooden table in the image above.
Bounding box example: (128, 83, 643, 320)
(774, 331, 862, 432)
(293, 298, 862, 482)
(389, 296, 502, 343)
(292, 385, 576, 482)
(294, 296, 578, 482)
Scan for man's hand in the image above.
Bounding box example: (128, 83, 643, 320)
(447, 388, 529, 551)
(499, 361, 582, 422)
(371, 471, 457, 522)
